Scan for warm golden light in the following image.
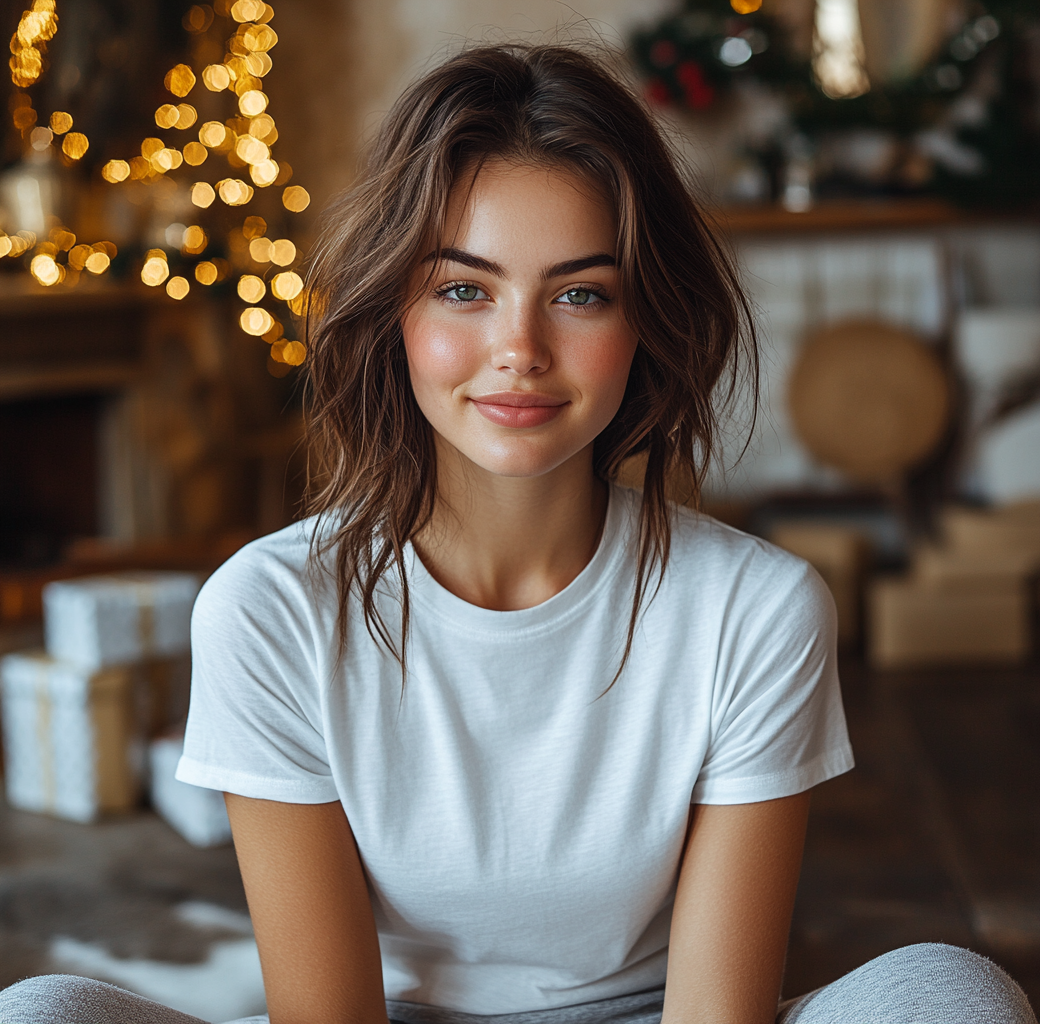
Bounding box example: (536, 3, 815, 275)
(191, 181, 216, 207)
(218, 178, 254, 205)
(249, 236, 272, 262)
(184, 5, 213, 33)
(183, 141, 207, 166)
(248, 113, 275, 140)
(182, 225, 207, 254)
(269, 239, 296, 266)
(0, 237, 12, 258)
(175, 104, 198, 130)
(49, 110, 72, 133)
(243, 216, 267, 238)
(30, 253, 60, 286)
(240, 306, 275, 336)
(29, 126, 52, 150)
(199, 121, 228, 147)
(250, 159, 279, 187)
(271, 271, 303, 301)
(102, 159, 131, 183)
(155, 104, 180, 129)
(244, 25, 278, 53)
(238, 90, 268, 117)
(84, 251, 111, 274)
(231, 0, 266, 22)
(281, 341, 307, 366)
(730, 0, 762, 12)
(165, 64, 197, 97)
(238, 274, 266, 303)
(245, 52, 273, 78)
(62, 132, 89, 160)
(195, 261, 218, 285)
(142, 137, 164, 158)
(12, 105, 37, 130)
(69, 244, 91, 269)
(129, 156, 150, 179)
(202, 63, 232, 91)
(263, 319, 283, 342)
(95, 240, 118, 258)
(235, 134, 269, 164)
(282, 185, 310, 212)
(141, 255, 170, 287)
(167, 276, 190, 299)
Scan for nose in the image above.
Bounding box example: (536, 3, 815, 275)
(489, 307, 551, 376)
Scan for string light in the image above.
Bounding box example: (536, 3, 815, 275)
(29, 0, 314, 368)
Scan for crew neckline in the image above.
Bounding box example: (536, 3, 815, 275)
(406, 484, 634, 637)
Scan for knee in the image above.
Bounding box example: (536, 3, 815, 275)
(864, 943, 1035, 1024)
(0, 974, 122, 1021)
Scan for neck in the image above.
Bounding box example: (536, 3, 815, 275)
(413, 438, 609, 611)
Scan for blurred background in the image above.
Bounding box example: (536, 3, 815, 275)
(0, 0, 1038, 1020)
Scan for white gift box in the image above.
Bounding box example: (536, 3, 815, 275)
(150, 733, 232, 848)
(1, 651, 142, 822)
(43, 572, 201, 670)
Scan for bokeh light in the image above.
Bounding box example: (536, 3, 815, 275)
(282, 185, 310, 212)
(166, 276, 190, 299)
(102, 159, 131, 182)
(269, 239, 296, 266)
(191, 181, 216, 207)
(165, 64, 197, 97)
(195, 261, 218, 285)
(62, 132, 89, 160)
(49, 110, 72, 133)
(271, 271, 303, 301)
(237, 274, 266, 302)
(240, 306, 275, 335)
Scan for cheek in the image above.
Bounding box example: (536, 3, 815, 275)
(403, 312, 481, 402)
(568, 325, 638, 411)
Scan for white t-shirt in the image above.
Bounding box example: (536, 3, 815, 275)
(178, 485, 853, 1015)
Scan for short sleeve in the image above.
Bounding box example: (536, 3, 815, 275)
(176, 535, 340, 804)
(691, 555, 854, 804)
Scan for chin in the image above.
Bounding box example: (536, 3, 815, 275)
(458, 438, 588, 480)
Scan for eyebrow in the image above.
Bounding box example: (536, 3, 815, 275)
(423, 247, 617, 281)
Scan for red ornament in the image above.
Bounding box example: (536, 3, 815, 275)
(645, 78, 672, 107)
(649, 39, 677, 68)
(676, 60, 714, 109)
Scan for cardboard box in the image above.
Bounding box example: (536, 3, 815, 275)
(1, 651, 142, 821)
(941, 506, 1040, 561)
(913, 546, 1038, 593)
(134, 657, 191, 739)
(868, 577, 1031, 668)
(43, 572, 200, 671)
(770, 524, 868, 648)
(150, 733, 232, 848)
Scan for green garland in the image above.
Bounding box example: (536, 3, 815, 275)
(630, 0, 1040, 208)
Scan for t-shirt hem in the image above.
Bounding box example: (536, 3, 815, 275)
(175, 755, 340, 804)
(691, 746, 854, 805)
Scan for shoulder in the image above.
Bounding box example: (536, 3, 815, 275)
(614, 487, 833, 638)
(192, 517, 334, 638)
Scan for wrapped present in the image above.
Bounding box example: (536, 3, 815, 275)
(134, 657, 191, 740)
(150, 733, 232, 848)
(43, 572, 201, 670)
(1, 651, 142, 822)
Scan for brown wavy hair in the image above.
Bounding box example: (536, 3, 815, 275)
(303, 42, 756, 683)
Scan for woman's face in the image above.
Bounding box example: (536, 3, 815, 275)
(401, 159, 638, 480)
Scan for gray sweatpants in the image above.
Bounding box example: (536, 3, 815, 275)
(0, 944, 1035, 1024)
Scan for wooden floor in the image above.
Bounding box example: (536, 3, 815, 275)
(786, 657, 1040, 1010)
(0, 655, 1037, 1016)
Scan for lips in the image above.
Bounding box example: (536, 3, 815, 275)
(469, 391, 568, 428)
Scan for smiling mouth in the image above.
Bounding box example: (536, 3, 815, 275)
(469, 392, 568, 427)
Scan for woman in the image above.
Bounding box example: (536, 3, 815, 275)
(2, 43, 1034, 1024)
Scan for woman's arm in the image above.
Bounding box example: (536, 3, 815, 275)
(661, 792, 812, 1024)
(224, 794, 390, 1024)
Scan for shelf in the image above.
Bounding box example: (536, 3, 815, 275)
(707, 198, 968, 234)
(0, 362, 139, 401)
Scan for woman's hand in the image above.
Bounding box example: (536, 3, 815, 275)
(224, 795, 390, 1024)
(662, 792, 812, 1024)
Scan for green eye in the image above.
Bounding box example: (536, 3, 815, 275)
(562, 289, 593, 305)
(448, 284, 481, 301)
